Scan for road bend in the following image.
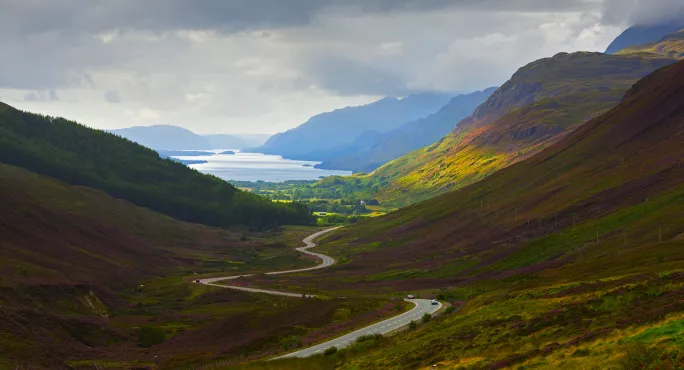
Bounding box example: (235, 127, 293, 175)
(198, 226, 443, 359)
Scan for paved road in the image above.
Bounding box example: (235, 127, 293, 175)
(198, 227, 442, 358)
(199, 227, 340, 297)
(277, 298, 441, 359)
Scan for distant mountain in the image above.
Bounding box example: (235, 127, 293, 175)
(252, 92, 454, 161)
(222, 133, 271, 147)
(109, 125, 210, 149)
(316, 87, 497, 173)
(204, 133, 270, 148)
(109, 125, 268, 150)
(605, 22, 684, 54)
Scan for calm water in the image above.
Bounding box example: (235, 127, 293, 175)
(174, 150, 352, 182)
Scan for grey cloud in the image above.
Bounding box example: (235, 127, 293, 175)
(24, 89, 59, 101)
(0, 0, 622, 134)
(304, 56, 415, 96)
(104, 90, 121, 103)
(0, 0, 602, 37)
(602, 0, 684, 26)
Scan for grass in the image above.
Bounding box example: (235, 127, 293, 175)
(199, 60, 684, 369)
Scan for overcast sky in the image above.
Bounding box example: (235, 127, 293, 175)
(0, 0, 681, 134)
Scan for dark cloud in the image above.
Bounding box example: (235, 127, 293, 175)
(0, 0, 602, 37)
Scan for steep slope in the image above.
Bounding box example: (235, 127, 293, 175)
(0, 104, 313, 229)
(288, 59, 684, 290)
(325, 60, 684, 370)
(316, 87, 497, 173)
(364, 52, 675, 206)
(605, 22, 684, 54)
(0, 162, 248, 290)
(254, 93, 453, 161)
(0, 162, 244, 366)
(110, 125, 256, 150)
(617, 29, 684, 59)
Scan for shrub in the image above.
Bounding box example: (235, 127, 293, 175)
(445, 306, 456, 314)
(323, 346, 338, 356)
(422, 313, 432, 323)
(409, 320, 417, 330)
(137, 326, 166, 348)
(356, 334, 383, 343)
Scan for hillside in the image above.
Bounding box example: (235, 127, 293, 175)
(109, 125, 266, 150)
(349, 52, 675, 206)
(0, 162, 259, 366)
(0, 162, 385, 368)
(253, 92, 453, 161)
(604, 22, 684, 54)
(251, 60, 684, 370)
(0, 104, 313, 229)
(617, 29, 684, 59)
(315, 87, 497, 173)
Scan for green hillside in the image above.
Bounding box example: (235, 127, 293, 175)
(0, 103, 313, 229)
(240, 58, 684, 370)
(320, 52, 675, 207)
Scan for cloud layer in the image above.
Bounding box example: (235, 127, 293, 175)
(0, 0, 672, 134)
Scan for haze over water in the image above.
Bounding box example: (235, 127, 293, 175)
(175, 150, 352, 182)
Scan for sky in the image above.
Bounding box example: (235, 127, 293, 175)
(0, 0, 681, 134)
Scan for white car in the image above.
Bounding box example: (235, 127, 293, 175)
(431, 299, 439, 305)
(407, 294, 415, 299)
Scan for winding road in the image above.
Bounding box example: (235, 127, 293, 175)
(199, 227, 442, 358)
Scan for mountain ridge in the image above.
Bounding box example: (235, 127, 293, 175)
(348, 51, 676, 206)
(315, 87, 497, 173)
(252, 92, 454, 161)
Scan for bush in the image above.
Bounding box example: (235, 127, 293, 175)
(422, 313, 432, 323)
(445, 306, 456, 314)
(323, 346, 338, 356)
(137, 326, 166, 348)
(356, 334, 383, 343)
(409, 320, 417, 330)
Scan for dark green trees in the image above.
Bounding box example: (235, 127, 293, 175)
(0, 104, 314, 229)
